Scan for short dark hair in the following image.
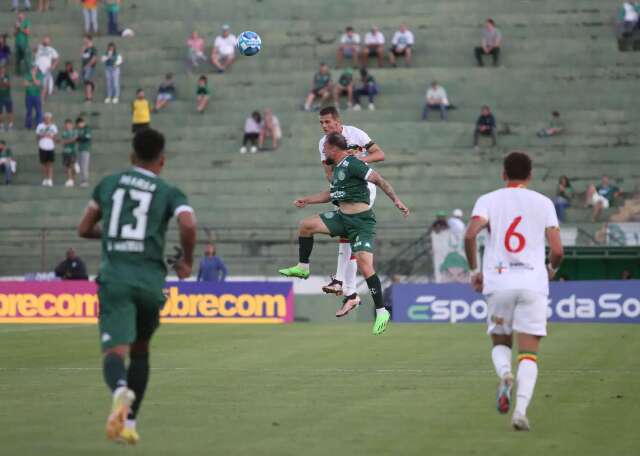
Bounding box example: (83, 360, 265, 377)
(136, 88, 144, 95)
(75, 116, 85, 124)
(199, 75, 207, 83)
(319, 106, 340, 119)
(503, 151, 532, 181)
(487, 18, 495, 25)
(326, 133, 348, 151)
(133, 128, 165, 164)
(552, 111, 560, 117)
(346, 26, 354, 32)
(65, 118, 73, 124)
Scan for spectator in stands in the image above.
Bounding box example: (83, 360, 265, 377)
(105, 0, 122, 36)
(475, 19, 502, 67)
(197, 243, 228, 282)
(81, 35, 97, 102)
(76, 116, 91, 187)
(422, 80, 449, 121)
(187, 31, 206, 68)
(36, 112, 57, 187)
(429, 210, 450, 234)
(196, 75, 210, 114)
(352, 67, 378, 111)
(132, 88, 151, 134)
(259, 108, 282, 150)
(101, 41, 122, 104)
(154, 73, 176, 112)
(0, 140, 16, 185)
(0, 35, 11, 67)
(362, 26, 385, 67)
(14, 11, 32, 75)
(333, 67, 354, 109)
(537, 111, 564, 137)
(23, 66, 43, 130)
(303, 62, 332, 111)
(240, 111, 261, 154)
(389, 24, 414, 67)
(81, 0, 99, 35)
(37, 0, 49, 12)
(473, 105, 497, 149)
(61, 119, 78, 187)
(55, 248, 88, 280)
(55, 62, 79, 91)
(0, 66, 14, 131)
(12, 0, 31, 12)
(619, 2, 639, 36)
(34, 36, 59, 101)
(211, 24, 236, 73)
(585, 176, 624, 222)
(337, 26, 360, 68)
(448, 208, 466, 235)
(553, 175, 574, 223)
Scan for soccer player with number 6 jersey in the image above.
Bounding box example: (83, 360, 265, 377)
(464, 151, 564, 431)
(78, 129, 197, 445)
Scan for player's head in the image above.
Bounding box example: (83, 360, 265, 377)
(319, 106, 342, 135)
(502, 151, 532, 183)
(132, 128, 166, 172)
(323, 133, 348, 165)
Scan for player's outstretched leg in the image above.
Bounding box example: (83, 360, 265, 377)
(512, 333, 542, 431)
(491, 337, 514, 414)
(333, 241, 361, 317)
(353, 251, 389, 334)
(279, 215, 330, 279)
(103, 346, 136, 442)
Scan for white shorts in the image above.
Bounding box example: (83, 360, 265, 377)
(590, 192, 610, 209)
(485, 289, 548, 337)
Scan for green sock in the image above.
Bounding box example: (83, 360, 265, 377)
(127, 352, 150, 419)
(103, 352, 127, 392)
(365, 273, 384, 309)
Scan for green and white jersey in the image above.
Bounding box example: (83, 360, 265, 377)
(91, 167, 193, 290)
(61, 129, 77, 155)
(330, 155, 373, 205)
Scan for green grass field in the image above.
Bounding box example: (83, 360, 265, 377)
(1, 323, 639, 456)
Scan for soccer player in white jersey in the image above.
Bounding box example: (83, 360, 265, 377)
(464, 151, 564, 431)
(317, 106, 385, 317)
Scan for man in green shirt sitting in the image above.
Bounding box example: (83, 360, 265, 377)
(304, 63, 332, 112)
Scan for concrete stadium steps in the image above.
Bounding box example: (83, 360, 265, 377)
(0, 0, 637, 276)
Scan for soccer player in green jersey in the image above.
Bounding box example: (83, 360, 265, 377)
(78, 128, 197, 445)
(279, 133, 409, 335)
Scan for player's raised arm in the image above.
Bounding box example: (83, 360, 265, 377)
(359, 143, 385, 164)
(77, 200, 102, 239)
(174, 210, 197, 279)
(294, 190, 331, 208)
(366, 170, 409, 217)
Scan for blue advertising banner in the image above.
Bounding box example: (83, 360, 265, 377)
(392, 281, 640, 324)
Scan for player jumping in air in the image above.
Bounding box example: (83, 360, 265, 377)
(316, 106, 385, 315)
(278, 133, 409, 334)
(464, 151, 563, 431)
(78, 129, 197, 444)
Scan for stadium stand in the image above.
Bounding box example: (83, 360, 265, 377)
(0, 0, 639, 276)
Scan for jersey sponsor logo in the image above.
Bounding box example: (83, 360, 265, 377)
(323, 211, 336, 219)
(0, 281, 295, 324)
(337, 170, 346, 181)
(392, 281, 640, 324)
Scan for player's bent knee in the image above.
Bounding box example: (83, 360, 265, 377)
(104, 344, 129, 358)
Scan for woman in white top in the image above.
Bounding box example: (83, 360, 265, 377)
(258, 108, 282, 151)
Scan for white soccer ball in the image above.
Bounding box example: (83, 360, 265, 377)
(237, 31, 262, 56)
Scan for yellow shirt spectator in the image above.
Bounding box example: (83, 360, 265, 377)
(132, 98, 151, 126)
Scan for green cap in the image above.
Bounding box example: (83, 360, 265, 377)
(436, 210, 447, 217)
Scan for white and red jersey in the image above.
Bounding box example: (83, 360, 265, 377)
(471, 186, 559, 296)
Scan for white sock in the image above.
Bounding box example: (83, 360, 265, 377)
(375, 307, 388, 317)
(515, 357, 538, 416)
(296, 263, 309, 272)
(343, 261, 358, 297)
(491, 345, 512, 379)
(125, 419, 136, 429)
(335, 241, 348, 283)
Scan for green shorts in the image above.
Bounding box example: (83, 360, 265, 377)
(97, 281, 165, 351)
(320, 209, 376, 253)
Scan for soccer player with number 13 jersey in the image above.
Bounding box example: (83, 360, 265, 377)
(464, 151, 564, 431)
